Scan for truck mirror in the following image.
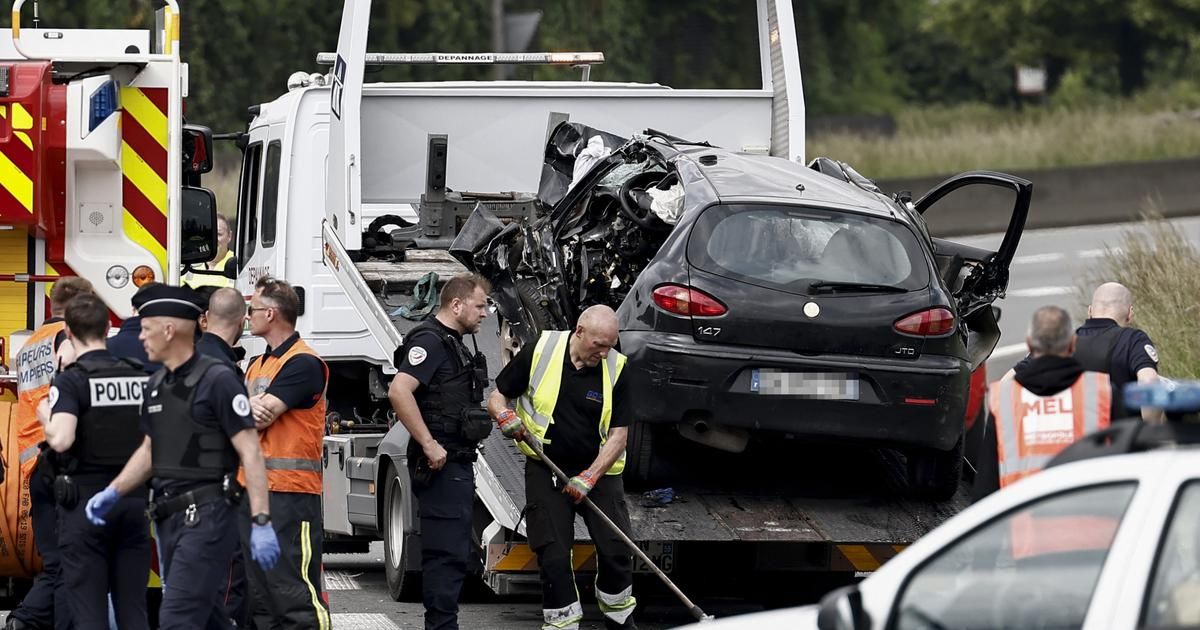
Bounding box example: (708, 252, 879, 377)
(183, 124, 214, 174)
(181, 186, 218, 265)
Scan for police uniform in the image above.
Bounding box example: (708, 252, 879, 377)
(197, 331, 245, 378)
(241, 332, 331, 630)
(50, 349, 151, 629)
(1072, 318, 1158, 417)
(137, 287, 255, 630)
(8, 319, 72, 630)
(495, 331, 636, 630)
(396, 318, 491, 630)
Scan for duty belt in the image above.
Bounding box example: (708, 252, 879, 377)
(147, 483, 225, 520)
(447, 449, 478, 464)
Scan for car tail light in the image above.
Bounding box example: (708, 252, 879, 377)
(894, 307, 955, 336)
(652, 284, 727, 317)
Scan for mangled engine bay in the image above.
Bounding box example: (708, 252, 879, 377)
(452, 123, 686, 346)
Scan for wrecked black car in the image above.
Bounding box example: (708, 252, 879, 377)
(452, 122, 1030, 500)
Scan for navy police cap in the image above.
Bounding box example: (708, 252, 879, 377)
(136, 284, 205, 321)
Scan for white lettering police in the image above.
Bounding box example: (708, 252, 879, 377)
(89, 377, 149, 408)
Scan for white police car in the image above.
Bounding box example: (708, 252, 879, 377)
(680, 383, 1200, 630)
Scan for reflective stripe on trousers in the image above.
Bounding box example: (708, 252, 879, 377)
(542, 600, 583, 630)
(596, 584, 637, 625)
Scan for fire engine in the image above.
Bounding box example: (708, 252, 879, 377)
(0, 0, 216, 601)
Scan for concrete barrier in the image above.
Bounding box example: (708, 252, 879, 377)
(876, 157, 1200, 237)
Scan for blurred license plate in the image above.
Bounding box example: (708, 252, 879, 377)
(751, 370, 859, 399)
(633, 542, 674, 574)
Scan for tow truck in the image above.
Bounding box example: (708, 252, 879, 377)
(221, 0, 977, 600)
(0, 0, 218, 606)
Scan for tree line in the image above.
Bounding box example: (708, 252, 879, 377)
(23, 0, 1200, 135)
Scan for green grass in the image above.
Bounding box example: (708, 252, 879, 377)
(1076, 210, 1200, 379)
(808, 85, 1200, 180)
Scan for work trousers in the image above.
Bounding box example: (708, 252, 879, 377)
(241, 492, 330, 630)
(9, 465, 71, 629)
(157, 498, 239, 630)
(57, 488, 150, 630)
(525, 460, 637, 630)
(414, 460, 476, 630)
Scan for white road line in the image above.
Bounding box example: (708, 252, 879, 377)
(991, 343, 1029, 359)
(1012, 252, 1065, 265)
(330, 613, 400, 629)
(1078, 247, 1122, 259)
(324, 569, 361, 590)
(1007, 286, 1075, 298)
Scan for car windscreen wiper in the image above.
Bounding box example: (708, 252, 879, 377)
(808, 280, 908, 294)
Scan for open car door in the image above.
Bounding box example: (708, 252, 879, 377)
(913, 170, 1033, 369)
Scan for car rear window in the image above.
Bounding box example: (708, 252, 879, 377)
(687, 204, 929, 294)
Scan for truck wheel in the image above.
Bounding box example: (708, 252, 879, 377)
(384, 467, 418, 601)
(906, 433, 964, 501)
(624, 421, 655, 486)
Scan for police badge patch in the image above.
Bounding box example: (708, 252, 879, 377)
(1145, 344, 1159, 363)
(408, 346, 427, 366)
(232, 393, 252, 417)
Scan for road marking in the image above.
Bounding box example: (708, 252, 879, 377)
(1012, 252, 1065, 265)
(330, 613, 399, 629)
(1079, 247, 1121, 259)
(324, 569, 361, 590)
(991, 343, 1028, 359)
(1007, 286, 1074, 298)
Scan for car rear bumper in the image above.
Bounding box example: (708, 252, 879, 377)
(621, 332, 968, 452)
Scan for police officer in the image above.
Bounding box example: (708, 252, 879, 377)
(82, 284, 280, 630)
(241, 276, 331, 629)
(198, 287, 248, 376)
(975, 306, 1113, 500)
(388, 273, 493, 630)
(488, 305, 638, 630)
(7, 276, 92, 630)
(1011, 282, 1160, 421)
(40, 292, 151, 629)
(108, 282, 164, 374)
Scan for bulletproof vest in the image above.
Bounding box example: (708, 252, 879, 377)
(399, 321, 485, 443)
(1074, 326, 1127, 415)
(66, 357, 149, 475)
(147, 355, 240, 481)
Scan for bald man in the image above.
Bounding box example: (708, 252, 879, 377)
(1013, 282, 1160, 421)
(489, 306, 638, 630)
(197, 287, 248, 378)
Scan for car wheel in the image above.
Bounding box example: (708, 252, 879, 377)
(906, 433, 964, 501)
(516, 278, 555, 335)
(384, 465, 419, 601)
(624, 421, 656, 486)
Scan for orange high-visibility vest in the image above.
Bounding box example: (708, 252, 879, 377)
(14, 320, 66, 480)
(989, 372, 1115, 560)
(243, 337, 327, 495)
(988, 371, 1112, 488)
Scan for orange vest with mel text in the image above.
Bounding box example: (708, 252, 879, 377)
(243, 338, 327, 495)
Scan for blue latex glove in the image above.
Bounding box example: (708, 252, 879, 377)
(85, 486, 121, 526)
(250, 522, 280, 571)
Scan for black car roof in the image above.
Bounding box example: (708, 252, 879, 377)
(669, 143, 901, 220)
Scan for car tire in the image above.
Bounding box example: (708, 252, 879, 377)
(906, 433, 964, 501)
(383, 465, 419, 602)
(516, 279, 555, 336)
(625, 420, 656, 486)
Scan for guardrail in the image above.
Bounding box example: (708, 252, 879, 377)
(877, 157, 1200, 237)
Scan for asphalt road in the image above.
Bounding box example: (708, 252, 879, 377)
(969, 215, 1200, 378)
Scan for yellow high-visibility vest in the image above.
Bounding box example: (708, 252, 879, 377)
(515, 330, 627, 475)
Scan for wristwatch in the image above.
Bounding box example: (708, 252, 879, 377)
(252, 513, 271, 526)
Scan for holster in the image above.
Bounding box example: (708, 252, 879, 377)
(459, 407, 493, 442)
(54, 475, 79, 509)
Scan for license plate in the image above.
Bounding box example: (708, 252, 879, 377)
(633, 542, 674, 574)
(751, 369, 859, 400)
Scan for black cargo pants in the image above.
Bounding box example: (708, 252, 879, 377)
(240, 491, 331, 630)
(525, 459, 636, 629)
(413, 459, 476, 630)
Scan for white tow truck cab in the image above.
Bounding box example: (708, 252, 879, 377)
(227, 0, 968, 599)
